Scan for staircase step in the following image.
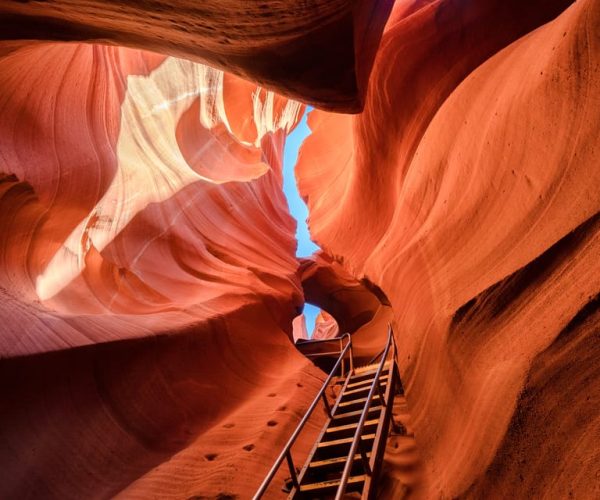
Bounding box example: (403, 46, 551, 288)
(332, 406, 383, 421)
(300, 474, 366, 492)
(346, 374, 389, 390)
(353, 363, 383, 374)
(350, 364, 391, 380)
(309, 452, 372, 469)
(344, 381, 388, 396)
(318, 433, 376, 449)
(339, 396, 381, 408)
(326, 419, 379, 434)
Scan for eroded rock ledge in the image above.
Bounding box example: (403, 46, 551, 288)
(0, 0, 393, 112)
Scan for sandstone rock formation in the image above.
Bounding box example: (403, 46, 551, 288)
(311, 310, 341, 340)
(0, 43, 324, 498)
(292, 313, 310, 342)
(297, 0, 600, 497)
(0, 0, 598, 498)
(300, 252, 385, 335)
(0, 0, 393, 112)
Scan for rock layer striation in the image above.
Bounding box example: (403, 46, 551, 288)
(297, 0, 600, 497)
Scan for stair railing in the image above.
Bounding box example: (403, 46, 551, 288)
(335, 324, 396, 500)
(253, 333, 354, 499)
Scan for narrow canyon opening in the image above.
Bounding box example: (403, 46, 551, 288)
(0, 0, 599, 498)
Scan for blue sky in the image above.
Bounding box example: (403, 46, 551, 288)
(282, 108, 320, 337)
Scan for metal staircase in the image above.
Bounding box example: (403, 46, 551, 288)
(254, 324, 402, 499)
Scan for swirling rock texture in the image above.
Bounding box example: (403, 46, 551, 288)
(311, 310, 341, 340)
(0, 42, 333, 498)
(299, 252, 394, 361)
(0, 0, 398, 494)
(292, 310, 340, 342)
(297, 0, 600, 497)
(292, 313, 310, 342)
(1, 0, 599, 499)
(0, 0, 392, 112)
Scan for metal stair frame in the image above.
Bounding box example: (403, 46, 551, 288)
(254, 325, 399, 499)
(334, 326, 397, 500)
(253, 334, 354, 498)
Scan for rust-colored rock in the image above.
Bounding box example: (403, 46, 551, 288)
(0, 0, 393, 112)
(0, 42, 320, 498)
(0, 0, 599, 497)
(299, 252, 384, 335)
(297, 0, 600, 497)
(311, 309, 340, 340)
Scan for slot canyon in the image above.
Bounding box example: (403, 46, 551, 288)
(0, 0, 599, 498)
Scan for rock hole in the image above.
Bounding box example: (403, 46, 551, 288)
(223, 423, 235, 429)
(243, 444, 255, 452)
(204, 453, 218, 461)
(267, 420, 278, 427)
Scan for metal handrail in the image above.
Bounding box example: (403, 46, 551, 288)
(366, 346, 385, 366)
(253, 333, 354, 499)
(335, 324, 395, 500)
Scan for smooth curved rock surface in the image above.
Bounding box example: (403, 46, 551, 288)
(292, 313, 310, 342)
(311, 310, 341, 340)
(297, 0, 600, 497)
(299, 252, 384, 335)
(0, 0, 598, 497)
(0, 0, 394, 112)
(0, 42, 304, 354)
(0, 42, 323, 498)
(0, 305, 326, 499)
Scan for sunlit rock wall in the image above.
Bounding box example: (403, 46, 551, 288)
(297, 0, 600, 497)
(0, 42, 305, 353)
(1, 0, 598, 497)
(0, 42, 326, 498)
(312, 310, 341, 340)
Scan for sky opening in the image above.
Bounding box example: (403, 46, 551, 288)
(282, 107, 320, 337)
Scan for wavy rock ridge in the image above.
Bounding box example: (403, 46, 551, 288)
(0, 0, 598, 498)
(297, 0, 600, 497)
(0, 0, 393, 112)
(0, 42, 323, 498)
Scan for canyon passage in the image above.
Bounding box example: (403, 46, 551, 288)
(0, 0, 599, 498)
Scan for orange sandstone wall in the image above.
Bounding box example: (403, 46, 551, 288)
(1, 0, 598, 497)
(311, 310, 341, 340)
(300, 252, 384, 335)
(0, 42, 326, 498)
(0, 43, 303, 354)
(0, 305, 326, 499)
(297, 0, 600, 497)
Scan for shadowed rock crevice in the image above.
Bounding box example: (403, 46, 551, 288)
(464, 294, 600, 499)
(451, 210, 600, 331)
(0, 0, 394, 112)
(299, 252, 387, 336)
